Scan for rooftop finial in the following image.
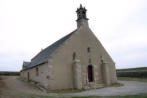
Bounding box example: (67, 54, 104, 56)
(80, 4, 83, 8)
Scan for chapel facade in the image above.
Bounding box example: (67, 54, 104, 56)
(20, 5, 117, 90)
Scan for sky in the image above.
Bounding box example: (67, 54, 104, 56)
(0, 0, 147, 71)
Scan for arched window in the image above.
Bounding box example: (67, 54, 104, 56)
(87, 65, 94, 82)
(73, 52, 76, 60)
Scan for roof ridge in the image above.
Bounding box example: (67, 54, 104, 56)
(24, 29, 77, 70)
(31, 29, 76, 61)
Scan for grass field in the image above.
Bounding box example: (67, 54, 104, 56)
(118, 77, 147, 82)
(6, 93, 147, 98)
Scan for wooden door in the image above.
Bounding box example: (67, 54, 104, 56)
(88, 65, 94, 82)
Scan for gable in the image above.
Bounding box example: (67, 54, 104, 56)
(51, 26, 114, 65)
(48, 26, 115, 88)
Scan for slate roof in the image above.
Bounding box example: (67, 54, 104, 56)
(22, 61, 30, 69)
(23, 30, 77, 70)
(23, 61, 30, 66)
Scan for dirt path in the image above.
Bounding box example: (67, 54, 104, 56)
(65, 81, 147, 96)
(1, 76, 147, 97)
(0, 76, 45, 98)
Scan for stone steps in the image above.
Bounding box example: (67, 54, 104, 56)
(84, 83, 105, 89)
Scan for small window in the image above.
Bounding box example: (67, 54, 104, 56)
(73, 52, 76, 60)
(36, 67, 39, 76)
(87, 47, 90, 53)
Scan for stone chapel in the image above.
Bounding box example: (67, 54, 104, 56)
(20, 5, 117, 90)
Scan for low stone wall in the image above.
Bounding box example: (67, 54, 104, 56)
(117, 71, 147, 78)
(0, 71, 20, 76)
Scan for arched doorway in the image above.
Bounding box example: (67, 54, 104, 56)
(87, 65, 94, 82)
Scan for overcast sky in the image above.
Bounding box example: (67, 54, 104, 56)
(0, 0, 147, 71)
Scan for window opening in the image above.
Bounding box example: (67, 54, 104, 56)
(87, 47, 90, 53)
(87, 65, 94, 82)
(36, 67, 39, 76)
(73, 52, 76, 60)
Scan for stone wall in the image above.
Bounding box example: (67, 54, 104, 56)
(48, 26, 117, 90)
(20, 63, 49, 89)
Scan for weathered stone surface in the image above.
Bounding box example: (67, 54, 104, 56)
(20, 5, 117, 90)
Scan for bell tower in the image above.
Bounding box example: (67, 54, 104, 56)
(76, 4, 89, 28)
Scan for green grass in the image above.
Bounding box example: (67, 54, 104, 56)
(102, 93, 147, 98)
(47, 89, 85, 93)
(117, 67, 147, 72)
(1, 93, 53, 98)
(70, 96, 100, 98)
(118, 77, 147, 82)
(9, 93, 147, 98)
(109, 82, 124, 87)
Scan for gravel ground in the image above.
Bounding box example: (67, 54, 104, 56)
(64, 81, 147, 96)
(1, 76, 147, 97)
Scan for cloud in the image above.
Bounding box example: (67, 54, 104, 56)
(115, 51, 147, 69)
(0, 0, 147, 70)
